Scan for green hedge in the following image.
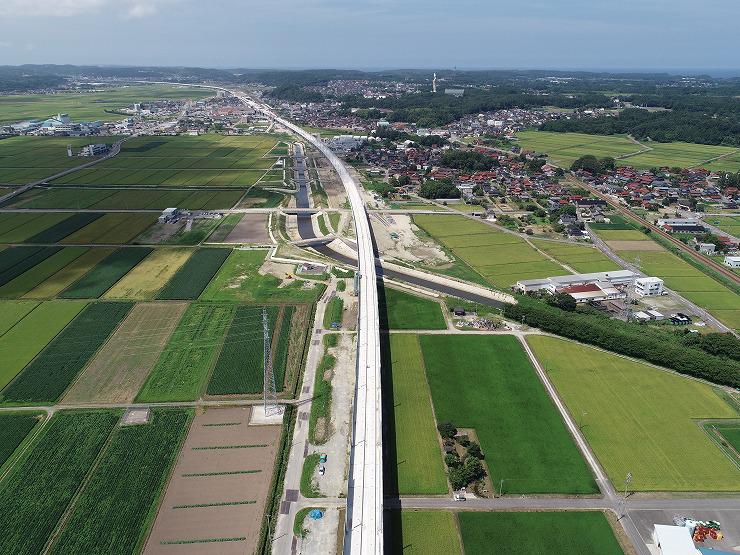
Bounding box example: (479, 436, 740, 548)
(504, 295, 740, 388)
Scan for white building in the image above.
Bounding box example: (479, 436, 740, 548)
(724, 255, 740, 268)
(634, 277, 664, 297)
(652, 525, 700, 555)
(158, 207, 180, 224)
(515, 270, 638, 294)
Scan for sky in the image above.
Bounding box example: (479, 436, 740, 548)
(1, 0, 738, 72)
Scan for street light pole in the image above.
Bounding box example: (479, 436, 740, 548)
(623, 471, 632, 500)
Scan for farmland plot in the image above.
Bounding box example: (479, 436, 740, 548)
(421, 334, 597, 494)
(0, 412, 43, 469)
(413, 214, 565, 288)
(0, 246, 62, 286)
(136, 303, 236, 402)
(1, 301, 134, 403)
(60, 247, 153, 298)
(0, 300, 39, 335)
(0, 410, 119, 555)
(61, 213, 158, 244)
(63, 302, 188, 404)
(206, 306, 294, 395)
(0, 213, 70, 243)
(527, 336, 740, 491)
(104, 248, 193, 299)
(156, 247, 230, 300)
(0, 246, 88, 298)
(23, 247, 114, 298)
(24, 212, 102, 243)
(0, 300, 87, 390)
(143, 407, 281, 554)
(49, 409, 191, 555)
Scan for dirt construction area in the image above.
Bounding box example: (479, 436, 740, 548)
(143, 406, 281, 554)
(225, 214, 271, 244)
(370, 213, 450, 266)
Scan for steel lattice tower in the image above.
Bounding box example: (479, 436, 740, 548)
(263, 308, 279, 416)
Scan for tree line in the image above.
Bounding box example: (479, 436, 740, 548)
(503, 295, 740, 388)
(541, 108, 740, 146)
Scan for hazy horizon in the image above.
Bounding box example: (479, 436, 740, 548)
(1, 0, 738, 71)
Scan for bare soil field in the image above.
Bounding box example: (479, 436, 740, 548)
(225, 214, 270, 243)
(370, 213, 450, 266)
(143, 406, 281, 555)
(314, 155, 346, 208)
(62, 301, 187, 403)
(606, 240, 663, 251)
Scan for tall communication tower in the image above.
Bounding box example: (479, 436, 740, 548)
(262, 308, 280, 416)
(432, 72, 438, 93)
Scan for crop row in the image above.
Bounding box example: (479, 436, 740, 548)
(49, 409, 191, 555)
(206, 305, 278, 395)
(25, 212, 102, 243)
(156, 247, 230, 300)
(1, 301, 134, 403)
(136, 303, 236, 402)
(60, 247, 153, 298)
(0, 410, 120, 555)
(0, 246, 61, 287)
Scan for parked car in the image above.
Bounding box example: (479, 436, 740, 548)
(318, 465, 326, 476)
(319, 453, 328, 463)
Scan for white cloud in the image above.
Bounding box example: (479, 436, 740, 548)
(125, 3, 157, 19)
(0, 0, 170, 18)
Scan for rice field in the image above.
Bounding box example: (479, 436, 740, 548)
(516, 130, 737, 169)
(52, 135, 279, 188)
(0, 247, 88, 298)
(155, 247, 230, 300)
(0, 137, 112, 184)
(385, 335, 449, 495)
(60, 213, 158, 244)
(527, 336, 740, 491)
(60, 247, 153, 299)
(0, 84, 212, 123)
(413, 214, 564, 289)
(103, 248, 193, 299)
(0, 213, 71, 243)
(530, 239, 622, 274)
(1, 301, 134, 403)
(0, 300, 87, 391)
(3, 187, 245, 210)
(420, 334, 598, 494)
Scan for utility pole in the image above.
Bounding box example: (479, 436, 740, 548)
(623, 471, 632, 500)
(263, 308, 279, 416)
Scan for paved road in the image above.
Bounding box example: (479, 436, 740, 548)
(272, 284, 334, 555)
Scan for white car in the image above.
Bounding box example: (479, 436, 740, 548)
(318, 465, 326, 476)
